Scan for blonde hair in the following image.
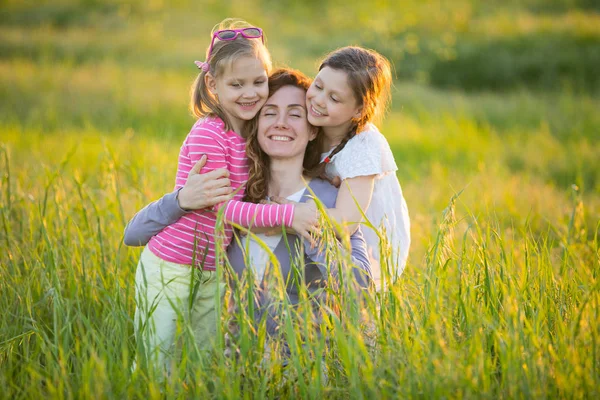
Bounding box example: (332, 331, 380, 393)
(189, 18, 272, 131)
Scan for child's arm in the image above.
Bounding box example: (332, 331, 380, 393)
(327, 174, 376, 234)
(321, 127, 396, 235)
(223, 199, 318, 242)
(270, 177, 375, 237)
(186, 120, 317, 241)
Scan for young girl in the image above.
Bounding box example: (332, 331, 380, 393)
(132, 19, 317, 374)
(303, 46, 410, 291)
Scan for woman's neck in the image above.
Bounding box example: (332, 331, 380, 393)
(268, 158, 308, 198)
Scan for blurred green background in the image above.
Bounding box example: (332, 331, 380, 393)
(1, 1, 600, 397)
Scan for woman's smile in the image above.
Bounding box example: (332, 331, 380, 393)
(268, 134, 294, 142)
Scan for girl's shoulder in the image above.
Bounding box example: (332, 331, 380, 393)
(331, 123, 398, 179)
(341, 123, 390, 156)
(186, 115, 236, 143)
(193, 115, 226, 132)
(355, 123, 388, 144)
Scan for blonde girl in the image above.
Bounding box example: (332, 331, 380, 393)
(130, 18, 317, 374)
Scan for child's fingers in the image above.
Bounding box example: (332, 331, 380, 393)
(298, 229, 312, 242)
(299, 223, 320, 243)
(331, 176, 342, 188)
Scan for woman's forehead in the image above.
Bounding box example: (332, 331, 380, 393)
(265, 85, 306, 107)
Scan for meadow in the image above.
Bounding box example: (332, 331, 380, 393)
(1, 0, 599, 398)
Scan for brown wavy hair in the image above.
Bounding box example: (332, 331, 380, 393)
(313, 46, 392, 177)
(189, 18, 272, 132)
(243, 68, 323, 203)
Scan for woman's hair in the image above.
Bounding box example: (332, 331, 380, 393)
(189, 18, 272, 131)
(244, 68, 322, 203)
(315, 46, 392, 175)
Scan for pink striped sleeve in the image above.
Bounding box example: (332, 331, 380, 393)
(186, 123, 228, 170)
(223, 200, 295, 228)
(174, 119, 230, 191)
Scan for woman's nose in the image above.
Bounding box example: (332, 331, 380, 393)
(274, 114, 289, 129)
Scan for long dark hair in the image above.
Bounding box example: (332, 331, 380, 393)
(312, 46, 392, 176)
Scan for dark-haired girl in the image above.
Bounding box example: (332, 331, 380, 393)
(303, 46, 411, 291)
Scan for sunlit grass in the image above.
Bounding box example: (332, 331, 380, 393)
(2, 100, 599, 396)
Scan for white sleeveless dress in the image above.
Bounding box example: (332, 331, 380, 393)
(322, 123, 410, 290)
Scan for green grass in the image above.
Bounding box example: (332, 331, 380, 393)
(1, 0, 600, 398)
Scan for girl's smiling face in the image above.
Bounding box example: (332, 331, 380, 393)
(258, 85, 316, 161)
(305, 66, 362, 130)
(206, 55, 269, 133)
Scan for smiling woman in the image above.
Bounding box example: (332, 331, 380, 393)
(225, 68, 373, 362)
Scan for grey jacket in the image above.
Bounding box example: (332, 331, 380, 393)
(123, 179, 372, 343)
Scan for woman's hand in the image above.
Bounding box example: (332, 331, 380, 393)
(177, 155, 233, 210)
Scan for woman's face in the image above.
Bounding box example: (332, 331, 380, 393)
(257, 85, 316, 161)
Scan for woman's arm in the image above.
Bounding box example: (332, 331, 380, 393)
(123, 156, 232, 246)
(303, 227, 372, 288)
(123, 190, 185, 246)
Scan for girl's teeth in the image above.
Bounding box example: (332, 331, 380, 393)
(312, 106, 324, 116)
(271, 136, 291, 141)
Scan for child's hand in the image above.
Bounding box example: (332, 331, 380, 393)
(320, 173, 341, 188)
(288, 199, 319, 243)
(178, 155, 233, 210)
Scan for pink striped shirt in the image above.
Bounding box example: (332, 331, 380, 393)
(147, 116, 295, 270)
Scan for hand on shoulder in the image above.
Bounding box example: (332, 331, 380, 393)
(177, 155, 233, 210)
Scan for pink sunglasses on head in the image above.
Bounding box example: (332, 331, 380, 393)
(196, 27, 264, 72)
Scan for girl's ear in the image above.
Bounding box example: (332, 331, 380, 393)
(353, 105, 363, 120)
(205, 73, 218, 96)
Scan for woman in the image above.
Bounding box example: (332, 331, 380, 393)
(124, 68, 371, 356)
